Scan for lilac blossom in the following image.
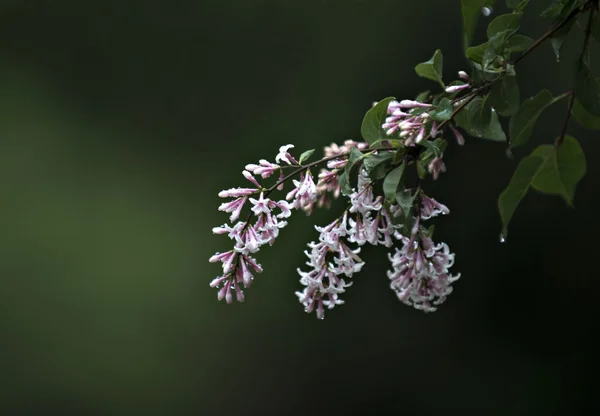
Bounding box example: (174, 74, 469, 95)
(383, 70, 472, 153)
(286, 171, 318, 210)
(420, 194, 450, 220)
(275, 144, 298, 165)
(445, 83, 470, 94)
(245, 160, 280, 179)
(428, 156, 447, 180)
(387, 226, 460, 312)
(296, 213, 363, 319)
(211, 147, 297, 303)
(449, 124, 465, 146)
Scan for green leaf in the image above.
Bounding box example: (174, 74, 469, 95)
(414, 49, 444, 88)
(572, 98, 600, 130)
(489, 75, 520, 116)
(455, 100, 506, 141)
(482, 43, 499, 69)
(499, 135, 586, 234)
(298, 149, 315, 165)
(466, 41, 490, 65)
(415, 90, 430, 102)
(506, 0, 529, 12)
(576, 62, 600, 116)
(498, 155, 544, 235)
(363, 152, 395, 180)
(340, 147, 364, 195)
(426, 224, 436, 239)
(530, 136, 586, 205)
(338, 171, 351, 196)
(509, 89, 566, 149)
(484, 110, 507, 141)
(505, 34, 533, 53)
(467, 95, 492, 135)
(540, 0, 565, 18)
(462, 0, 496, 49)
(430, 98, 453, 121)
(416, 160, 427, 179)
(383, 164, 405, 202)
(361, 97, 396, 145)
(419, 138, 447, 156)
(347, 146, 364, 169)
(395, 188, 418, 218)
(550, 17, 576, 61)
(487, 13, 521, 39)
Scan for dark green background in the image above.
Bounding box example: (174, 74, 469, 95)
(0, 1, 597, 414)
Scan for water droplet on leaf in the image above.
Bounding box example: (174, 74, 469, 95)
(481, 6, 493, 16)
(499, 232, 507, 243)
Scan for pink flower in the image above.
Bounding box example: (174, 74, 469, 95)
(445, 84, 470, 94)
(449, 124, 465, 146)
(275, 144, 298, 165)
(295, 214, 363, 319)
(218, 188, 257, 198)
(245, 160, 280, 178)
(387, 227, 460, 312)
(218, 197, 247, 222)
(428, 156, 446, 180)
(286, 171, 318, 209)
(420, 194, 450, 220)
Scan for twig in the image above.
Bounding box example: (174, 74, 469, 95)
(556, 89, 575, 147)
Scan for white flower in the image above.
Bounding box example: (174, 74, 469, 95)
(387, 227, 460, 312)
(295, 215, 364, 319)
(275, 144, 296, 165)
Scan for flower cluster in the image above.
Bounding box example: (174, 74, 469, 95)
(307, 140, 369, 212)
(295, 166, 399, 318)
(347, 169, 395, 248)
(295, 212, 363, 319)
(210, 75, 469, 318)
(382, 71, 472, 181)
(387, 195, 460, 312)
(210, 144, 321, 303)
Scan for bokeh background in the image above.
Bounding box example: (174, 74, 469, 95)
(1, 0, 598, 414)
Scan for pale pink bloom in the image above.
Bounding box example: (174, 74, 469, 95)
(397, 99, 432, 108)
(218, 197, 247, 222)
(349, 170, 382, 214)
(445, 84, 470, 94)
(387, 227, 460, 312)
(218, 188, 257, 198)
(245, 159, 280, 178)
(275, 144, 298, 165)
(242, 170, 261, 188)
(286, 171, 318, 209)
(295, 214, 363, 319)
(449, 124, 465, 146)
(428, 156, 446, 180)
(458, 70, 472, 83)
(420, 194, 450, 220)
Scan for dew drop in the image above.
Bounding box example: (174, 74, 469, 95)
(499, 233, 507, 243)
(482, 6, 493, 16)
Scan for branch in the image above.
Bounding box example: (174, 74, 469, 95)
(513, 2, 590, 66)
